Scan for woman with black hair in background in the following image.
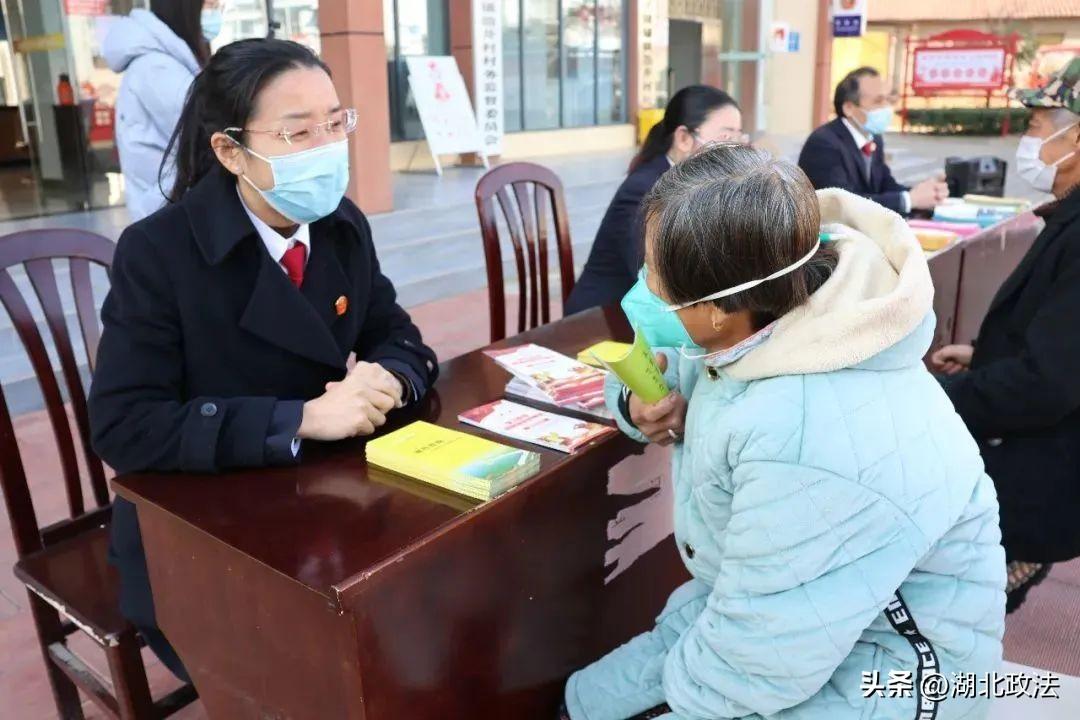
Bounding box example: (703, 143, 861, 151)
(563, 85, 745, 316)
(105, 0, 223, 220)
(88, 38, 438, 680)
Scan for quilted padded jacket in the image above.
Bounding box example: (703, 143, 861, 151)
(566, 189, 1006, 720)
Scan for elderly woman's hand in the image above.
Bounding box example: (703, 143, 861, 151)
(628, 353, 688, 445)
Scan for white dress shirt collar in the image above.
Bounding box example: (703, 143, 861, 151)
(236, 186, 310, 266)
(841, 117, 873, 151)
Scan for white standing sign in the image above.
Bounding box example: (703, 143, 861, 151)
(472, 0, 503, 156)
(405, 56, 490, 175)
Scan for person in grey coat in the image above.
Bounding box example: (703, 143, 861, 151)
(105, 0, 219, 220)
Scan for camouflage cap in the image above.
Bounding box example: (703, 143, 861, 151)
(1012, 56, 1080, 113)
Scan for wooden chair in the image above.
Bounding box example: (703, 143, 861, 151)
(0, 230, 196, 719)
(475, 162, 576, 342)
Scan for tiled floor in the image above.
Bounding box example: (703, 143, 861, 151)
(4, 295, 1080, 718)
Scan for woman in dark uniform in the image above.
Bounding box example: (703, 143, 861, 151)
(564, 86, 744, 315)
(88, 39, 438, 679)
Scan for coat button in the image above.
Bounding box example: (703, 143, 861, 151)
(200, 402, 218, 417)
(684, 543, 695, 559)
(986, 438, 1004, 447)
(705, 366, 720, 381)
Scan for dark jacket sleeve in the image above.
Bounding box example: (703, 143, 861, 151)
(607, 179, 649, 279)
(350, 211, 439, 403)
(798, 131, 907, 215)
(876, 137, 909, 197)
(89, 227, 293, 474)
(942, 246, 1080, 437)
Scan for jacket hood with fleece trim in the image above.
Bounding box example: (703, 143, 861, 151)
(727, 188, 935, 381)
(103, 9, 201, 76)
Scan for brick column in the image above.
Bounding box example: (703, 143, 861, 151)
(449, 0, 474, 98)
(320, 0, 393, 214)
(812, 0, 834, 126)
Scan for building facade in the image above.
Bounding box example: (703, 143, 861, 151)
(843, 0, 1080, 105)
(0, 0, 831, 219)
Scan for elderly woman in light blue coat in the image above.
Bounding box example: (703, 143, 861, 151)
(564, 145, 1006, 720)
(104, 1, 218, 220)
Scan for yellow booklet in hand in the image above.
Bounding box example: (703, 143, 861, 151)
(590, 333, 671, 404)
(577, 341, 631, 368)
(366, 421, 541, 502)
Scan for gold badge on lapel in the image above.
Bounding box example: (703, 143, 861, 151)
(335, 295, 348, 316)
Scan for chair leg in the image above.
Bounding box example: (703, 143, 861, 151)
(27, 593, 85, 720)
(105, 629, 155, 720)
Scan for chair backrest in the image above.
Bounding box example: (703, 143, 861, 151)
(475, 162, 575, 342)
(0, 229, 115, 558)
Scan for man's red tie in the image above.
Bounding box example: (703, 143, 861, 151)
(862, 141, 876, 158)
(281, 243, 307, 288)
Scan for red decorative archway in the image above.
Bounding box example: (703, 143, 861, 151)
(900, 29, 1020, 135)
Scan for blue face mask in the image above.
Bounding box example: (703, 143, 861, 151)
(862, 106, 893, 136)
(201, 8, 224, 41)
(240, 140, 350, 224)
(620, 269, 704, 354)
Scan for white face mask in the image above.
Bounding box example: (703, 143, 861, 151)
(661, 237, 822, 360)
(1016, 123, 1078, 193)
(661, 236, 822, 312)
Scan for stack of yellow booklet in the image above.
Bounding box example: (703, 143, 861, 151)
(365, 421, 541, 502)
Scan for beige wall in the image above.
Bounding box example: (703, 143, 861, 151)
(763, 0, 824, 138)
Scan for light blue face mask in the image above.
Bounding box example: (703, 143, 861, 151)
(201, 8, 224, 41)
(862, 106, 894, 136)
(239, 140, 350, 224)
(621, 268, 703, 353)
(620, 236, 822, 358)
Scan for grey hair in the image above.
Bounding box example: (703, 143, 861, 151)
(644, 144, 838, 328)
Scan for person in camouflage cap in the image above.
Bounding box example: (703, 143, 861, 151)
(1013, 56, 1080, 114)
(932, 53, 1080, 613)
(1006, 55, 1080, 197)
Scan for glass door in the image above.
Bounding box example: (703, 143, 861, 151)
(0, 0, 147, 220)
(708, 0, 765, 134)
(0, 0, 319, 221)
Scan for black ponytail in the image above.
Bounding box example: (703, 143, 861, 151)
(629, 85, 740, 173)
(150, 0, 210, 67)
(159, 38, 330, 203)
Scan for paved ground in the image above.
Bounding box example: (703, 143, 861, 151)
(3, 131, 1079, 717)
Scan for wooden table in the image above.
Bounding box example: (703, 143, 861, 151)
(923, 211, 1044, 352)
(952, 212, 1042, 345)
(112, 307, 688, 720)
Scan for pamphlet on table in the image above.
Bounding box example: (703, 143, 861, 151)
(459, 399, 615, 453)
(485, 343, 607, 410)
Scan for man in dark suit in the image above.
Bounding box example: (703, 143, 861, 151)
(798, 66, 948, 215)
(931, 59, 1080, 611)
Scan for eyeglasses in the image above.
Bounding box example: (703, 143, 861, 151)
(225, 107, 358, 146)
(693, 129, 752, 146)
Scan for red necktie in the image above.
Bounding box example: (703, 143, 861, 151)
(281, 243, 307, 288)
(861, 141, 876, 158)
